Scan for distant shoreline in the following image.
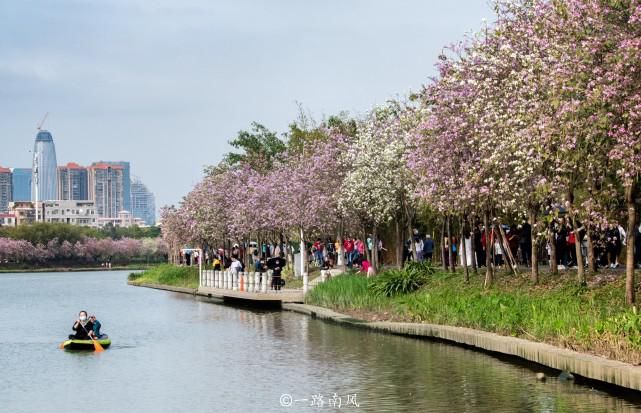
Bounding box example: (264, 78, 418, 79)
(0, 266, 153, 274)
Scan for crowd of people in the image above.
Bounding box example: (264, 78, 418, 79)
(177, 214, 641, 283)
(402, 216, 641, 271)
(180, 237, 386, 279)
(309, 237, 384, 276)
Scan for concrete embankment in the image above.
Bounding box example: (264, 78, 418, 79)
(129, 282, 641, 393)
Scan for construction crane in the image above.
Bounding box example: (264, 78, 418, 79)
(36, 112, 49, 131)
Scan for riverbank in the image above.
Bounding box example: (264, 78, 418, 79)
(306, 268, 641, 365)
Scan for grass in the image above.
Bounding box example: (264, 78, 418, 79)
(306, 267, 641, 364)
(306, 271, 390, 310)
(128, 264, 199, 289)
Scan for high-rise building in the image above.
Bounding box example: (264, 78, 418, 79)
(96, 161, 131, 211)
(0, 167, 12, 213)
(32, 130, 58, 201)
(88, 163, 124, 218)
(11, 168, 32, 201)
(131, 177, 156, 226)
(58, 163, 88, 200)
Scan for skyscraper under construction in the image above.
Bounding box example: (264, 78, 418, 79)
(32, 130, 58, 202)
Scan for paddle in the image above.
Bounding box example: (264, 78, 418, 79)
(80, 322, 104, 352)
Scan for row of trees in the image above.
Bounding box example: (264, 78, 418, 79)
(161, 107, 415, 277)
(0, 237, 167, 265)
(0, 222, 161, 245)
(162, 0, 641, 304)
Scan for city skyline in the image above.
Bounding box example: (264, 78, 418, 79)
(0, 129, 156, 223)
(0, 0, 492, 210)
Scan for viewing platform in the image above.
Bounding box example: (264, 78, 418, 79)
(198, 269, 308, 304)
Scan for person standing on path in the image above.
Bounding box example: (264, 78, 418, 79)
(422, 235, 434, 262)
(344, 238, 355, 268)
(519, 220, 532, 266)
(268, 255, 286, 291)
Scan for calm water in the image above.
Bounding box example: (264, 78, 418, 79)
(1, 271, 640, 413)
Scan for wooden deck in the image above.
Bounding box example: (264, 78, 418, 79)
(198, 286, 305, 303)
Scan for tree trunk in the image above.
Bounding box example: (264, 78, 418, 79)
(441, 218, 447, 271)
(469, 215, 478, 275)
(242, 238, 247, 269)
(497, 222, 518, 277)
(337, 220, 344, 267)
(572, 215, 585, 285)
(626, 183, 636, 305)
(565, 202, 585, 283)
(395, 219, 403, 268)
(565, 189, 585, 282)
(372, 228, 379, 274)
(408, 224, 417, 262)
(364, 229, 371, 264)
(257, 233, 262, 260)
(447, 215, 454, 273)
(461, 215, 469, 282)
(285, 235, 294, 272)
(587, 225, 596, 274)
(549, 226, 557, 275)
(299, 227, 306, 277)
(484, 210, 493, 287)
(279, 232, 285, 257)
(529, 209, 539, 284)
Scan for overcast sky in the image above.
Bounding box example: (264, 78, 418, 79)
(0, 0, 492, 210)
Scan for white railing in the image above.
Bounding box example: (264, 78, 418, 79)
(200, 269, 274, 293)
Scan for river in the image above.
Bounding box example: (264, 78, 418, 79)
(1, 271, 640, 412)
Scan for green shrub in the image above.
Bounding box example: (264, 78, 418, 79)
(369, 268, 429, 297)
(128, 272, 142, 281)
(404, 260, 436, 278)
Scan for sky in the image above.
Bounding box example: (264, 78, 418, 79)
(0, 0, 492, 211)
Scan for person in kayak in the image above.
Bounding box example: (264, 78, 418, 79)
(69, 310, 95, 340)
(89, 315, 102, 339)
